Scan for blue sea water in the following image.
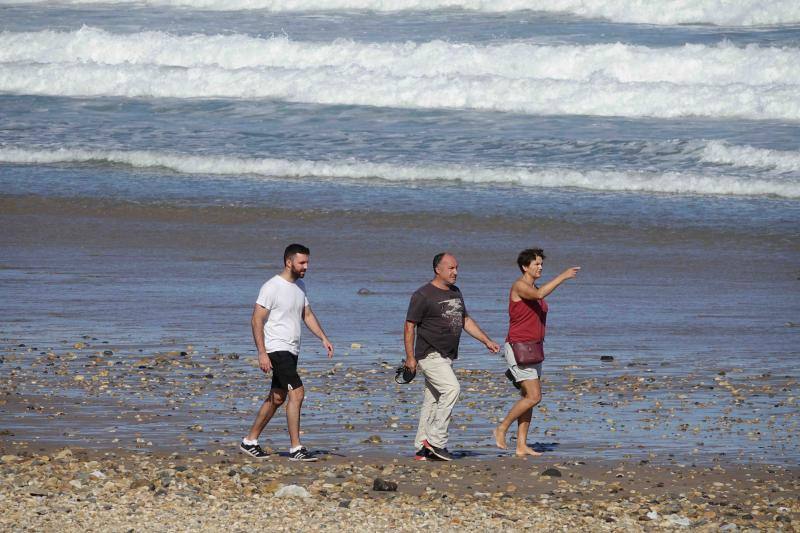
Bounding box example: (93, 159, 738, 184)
(1, 1, 799, 463)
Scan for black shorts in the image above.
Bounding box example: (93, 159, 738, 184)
(268, 351, 303, 391)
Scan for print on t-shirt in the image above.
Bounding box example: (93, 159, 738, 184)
(439, 298, 465, 333)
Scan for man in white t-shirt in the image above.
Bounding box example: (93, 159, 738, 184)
(240, 243, 334, 462)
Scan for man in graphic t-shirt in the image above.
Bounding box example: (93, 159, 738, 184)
(404, 252, 500, 461)
(240, 243, 334, 462)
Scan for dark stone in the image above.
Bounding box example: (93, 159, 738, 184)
(357, 288, 373, 295)
(103, 350, 114, 356)
(541, 468, 562, 477)
(372, 478, 398, 491)
(339, 499, 352, 508)
(227, 353, 239, 360)
(600, 355, 614, 362)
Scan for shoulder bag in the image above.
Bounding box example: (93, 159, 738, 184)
(511, 340, 544, 365)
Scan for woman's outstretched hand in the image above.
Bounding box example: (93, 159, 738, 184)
(561, 266, 581, 280)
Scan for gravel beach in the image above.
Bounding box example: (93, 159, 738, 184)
(1, 445, 798, 532)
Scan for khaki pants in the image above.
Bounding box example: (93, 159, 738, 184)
(414, 352, 460, 450)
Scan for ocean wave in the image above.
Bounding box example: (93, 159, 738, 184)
(2, 28, 799, 86)
(2, 147, 797, 198)
(2, 0, 798, 26)
(1, 48, 798, 120)
(701, 141, 800, 172)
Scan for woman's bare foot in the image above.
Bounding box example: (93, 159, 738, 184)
(515, 446, 542, 457)
(493, 426, 507, 449)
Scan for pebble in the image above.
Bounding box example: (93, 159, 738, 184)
(275, 485, 310, 498)
(372, 478, 398, 492)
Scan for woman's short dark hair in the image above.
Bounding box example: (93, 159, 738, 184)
(284, 243, 310, 263)
(517, 248, 545, 272)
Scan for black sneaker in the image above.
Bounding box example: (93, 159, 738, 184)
(414, 447, 431, 461)
(288, 447, 317, 462)
(239, 441, 269, 459)
(505, 369, 521, 390)
(422, 440, 453, 461)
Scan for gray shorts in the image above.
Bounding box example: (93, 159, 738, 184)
(504, 342, 542, 382)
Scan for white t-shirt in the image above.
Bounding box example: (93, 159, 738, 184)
(256, 275, 309, 355)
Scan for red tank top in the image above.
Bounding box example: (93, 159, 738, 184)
(506, 296, 548, 343)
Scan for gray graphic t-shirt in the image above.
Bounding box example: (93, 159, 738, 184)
(406, 282, 469, 360)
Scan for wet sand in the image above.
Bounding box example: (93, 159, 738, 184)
(2, 336, 796, 464)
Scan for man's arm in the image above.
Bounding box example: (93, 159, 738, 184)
(404, 321, 417, 372)
(303, 305, 334, 358)
(251, 304, 271, 373)
(515, 267, 580, 300)
(463, 316, 500, 353)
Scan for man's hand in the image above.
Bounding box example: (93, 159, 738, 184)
(404, 355, 417, 374)
(323, 338, 334, 358)
(485, 340, 501, 353)
(258, 352, 272, 373)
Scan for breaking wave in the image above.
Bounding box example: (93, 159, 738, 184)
(2, 146, 798, 198)
(2, 28, 799, 86)
(1, 29, 799, 120)
(701, 141, 800, 172)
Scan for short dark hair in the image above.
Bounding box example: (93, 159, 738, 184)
(432, 252, 448, 272)
(517, 248, 545, 272)
(284, 243, 310, 263)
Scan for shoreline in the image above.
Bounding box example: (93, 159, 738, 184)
(1, 443, 797, 531)
(2, 334, 797, 467)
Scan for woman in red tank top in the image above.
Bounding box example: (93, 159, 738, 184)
(493, 248, 580, 456)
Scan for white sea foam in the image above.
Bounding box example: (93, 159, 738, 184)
(2, 28, 799, 86)
(2, 0, 798, 26)
(2, 61, 797, 121)
(2, 147, 797, 198)
(702, 141, 800, 172)
(1, 30, 799, 121)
